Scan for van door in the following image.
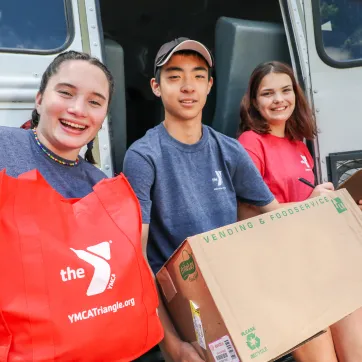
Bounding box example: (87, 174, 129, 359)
(0, 0, 82, 127)
(0, 0, 114, 176)
(281, 0, 362, 185)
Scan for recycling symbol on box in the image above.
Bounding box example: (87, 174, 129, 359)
(246, 333, 261, 350)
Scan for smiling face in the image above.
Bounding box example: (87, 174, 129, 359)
(35, 60, 109, 160)
(254, 72, 296, 127)
(151, 53, 213, 124)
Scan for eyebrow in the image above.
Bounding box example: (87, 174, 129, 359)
(56, 82, 107, 101)
(260, 85, 293, 92)
(194, 66, 208, 72)
(164, 66, 208, 73)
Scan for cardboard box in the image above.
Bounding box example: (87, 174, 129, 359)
(157, 190, 362, 362)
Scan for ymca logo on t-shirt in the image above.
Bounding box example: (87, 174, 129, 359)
(212, 171, 226, 191)
(300, 155, 312, 172)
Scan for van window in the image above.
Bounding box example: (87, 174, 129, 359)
(318, 0, 362, 63)
(0, 0, 72, 53)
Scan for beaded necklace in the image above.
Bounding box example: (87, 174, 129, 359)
(32, 129, 79, 166)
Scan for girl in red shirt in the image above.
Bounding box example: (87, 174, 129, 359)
(238, 61, 327, 203)
(238, 61, 362, 362)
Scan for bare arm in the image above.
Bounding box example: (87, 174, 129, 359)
(258, 199, 280, 213)
(123, 152, 202, 360)
(238, 182, 336, 220)
(141, 225, 180, 353)
(142, 224, 204, 362)
(237, 202, 261, 220)
(260, 183, 334, 213)
(237, 199, 281, 220)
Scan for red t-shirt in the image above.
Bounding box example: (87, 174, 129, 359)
(238, 131, 314, 203)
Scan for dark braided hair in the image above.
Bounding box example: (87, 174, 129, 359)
(31, 51, 114, 164)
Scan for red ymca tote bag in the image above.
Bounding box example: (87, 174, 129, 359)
(0, 170, 163, 361)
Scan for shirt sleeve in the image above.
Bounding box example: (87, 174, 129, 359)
(238, 133, 265, 176)
(123, 149, 155, 223)
(233, 144, 275, 206)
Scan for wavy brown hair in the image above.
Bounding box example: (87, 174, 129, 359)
(238, 61, 316, 141)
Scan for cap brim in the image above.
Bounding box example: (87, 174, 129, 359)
(157, 40, 213, 68)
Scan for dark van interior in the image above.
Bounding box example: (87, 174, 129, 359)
(99, 1, 294, 361)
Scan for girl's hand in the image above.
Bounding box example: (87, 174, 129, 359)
(358, 200, 362, 211)
(309, 182, 334, 198)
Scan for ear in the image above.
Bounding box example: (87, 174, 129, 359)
(150, 78, 161, 98)
(35, 92, 43, 114)
(207, 76, 214, 95)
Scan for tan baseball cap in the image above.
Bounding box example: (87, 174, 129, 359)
(154, 37, 213, 74)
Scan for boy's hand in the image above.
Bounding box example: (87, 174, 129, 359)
(175, 341, 205, 362)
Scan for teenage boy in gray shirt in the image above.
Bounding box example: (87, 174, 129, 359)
(123, 38, 280, 361)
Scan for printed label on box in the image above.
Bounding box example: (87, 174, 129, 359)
(190, 301, 207, 350)
(209, 335, 239, 362)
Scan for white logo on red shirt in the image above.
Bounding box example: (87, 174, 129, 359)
(300, 155, 312, 171)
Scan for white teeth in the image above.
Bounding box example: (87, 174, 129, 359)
(273, 107, 287, 111)
(61, 120, 86, 129)
(181, 100, 194, 104)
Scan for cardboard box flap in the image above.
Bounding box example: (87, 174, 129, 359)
(188, 191, 362, 361)
(157, 267, 178, 303)
(338, 169, 362, 202)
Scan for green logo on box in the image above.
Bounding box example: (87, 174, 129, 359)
(242, 327, 268, 358)
(179, 251, 198, 281)
(332, 197, 347, 214)
(246, 333, 261, 351)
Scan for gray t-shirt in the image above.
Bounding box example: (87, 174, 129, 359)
(123, 123, 274, 273)
(0, 126, 106, 198)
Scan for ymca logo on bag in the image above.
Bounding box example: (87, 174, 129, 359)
(0, 171, 163, 360)
(60, 240, 136, 325)
(60, 240, 116, 296)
